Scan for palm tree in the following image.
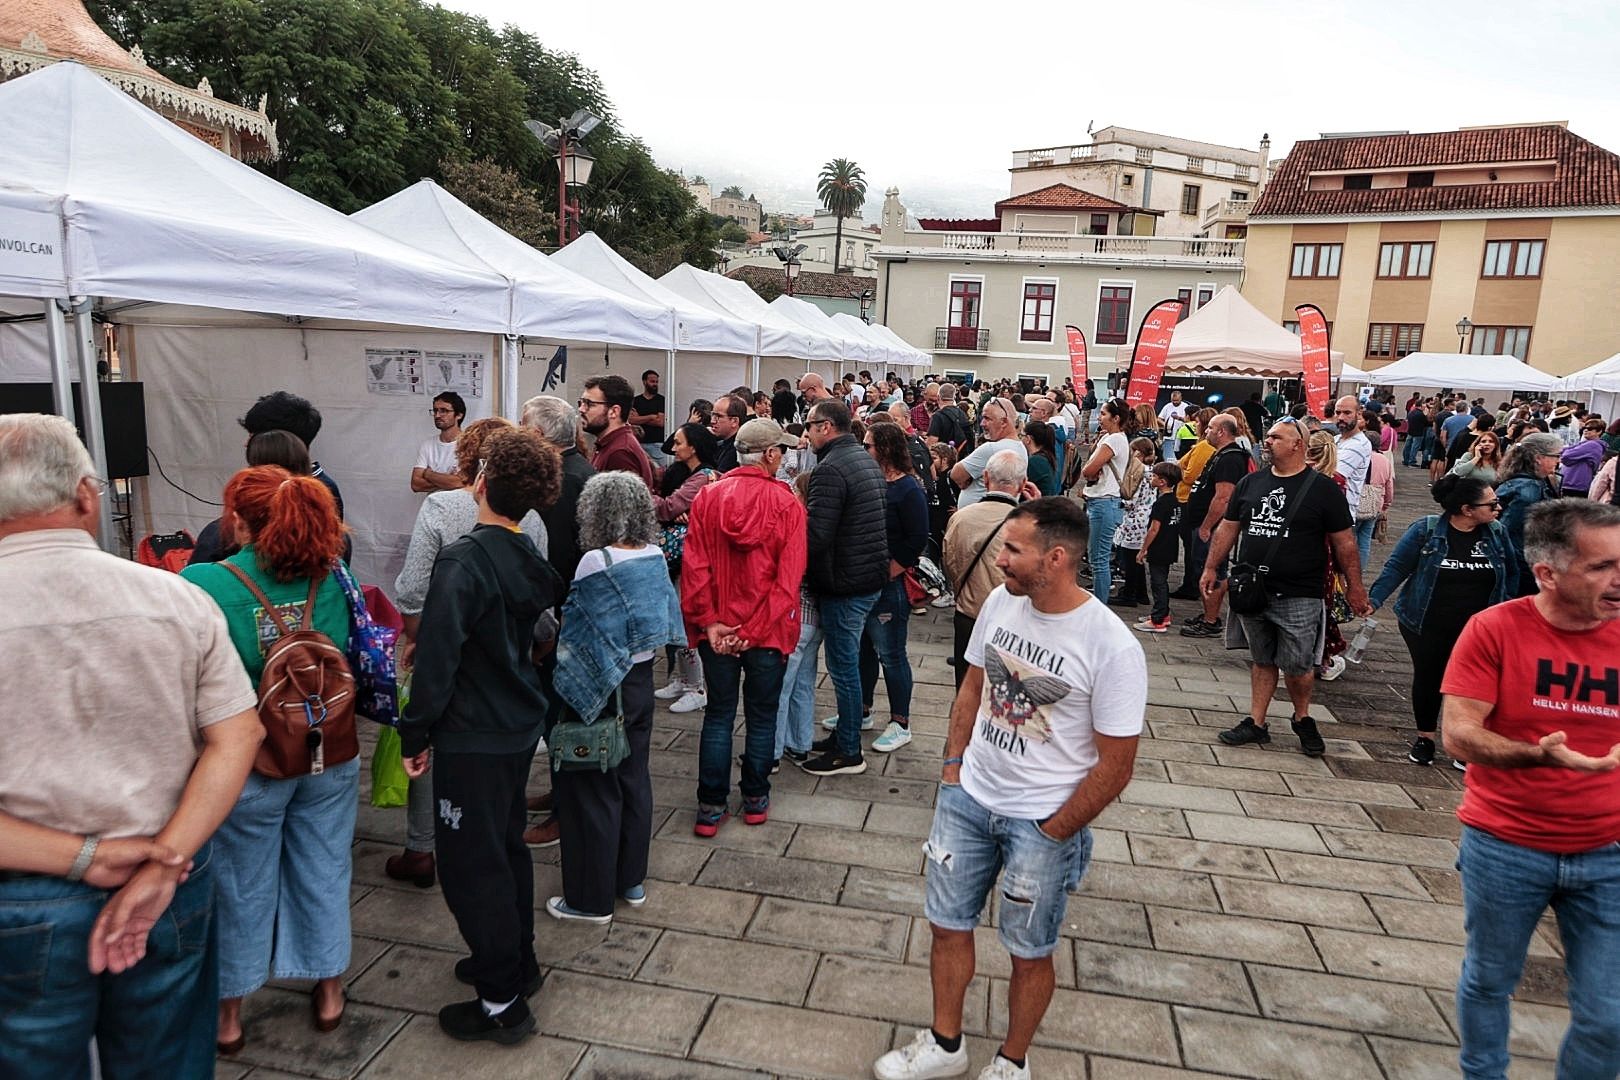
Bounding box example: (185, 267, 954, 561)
(817, 158, 867, 273)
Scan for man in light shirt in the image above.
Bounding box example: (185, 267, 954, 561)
(412, 392, 465, 493)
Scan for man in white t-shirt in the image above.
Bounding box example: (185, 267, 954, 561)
(1333, 395, 1375, 568)
(412, 391, 465, 493)
(950, 397, 1027, 508)
(875, 497, 1145, 1080)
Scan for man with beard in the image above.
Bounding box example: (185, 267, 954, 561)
(579, 375, 653, 491)
(629, 370, 668, 467)
(875, 497, 1144, 1080)
(1333, 395, 1376, 569)
(413, 392, 465, 493)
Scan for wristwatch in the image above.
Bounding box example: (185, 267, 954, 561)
(66, 834, 100, 882)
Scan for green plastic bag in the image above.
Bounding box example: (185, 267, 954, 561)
(371, 725, 409, 808)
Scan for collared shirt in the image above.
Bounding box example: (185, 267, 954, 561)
(0, 530, 256, 838)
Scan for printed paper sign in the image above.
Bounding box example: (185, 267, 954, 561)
(0, 207, 63, 281)
(365, 347, 423, 395)
(425, 350, 485, 398)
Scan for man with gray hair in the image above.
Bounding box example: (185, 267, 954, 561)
(928, 382, 975, 453)
(951, 396, 1026, 509)
(942, 449, 1026, 687)
(1441, 499, 1620, 1079)
(0, 414, 264, 1075)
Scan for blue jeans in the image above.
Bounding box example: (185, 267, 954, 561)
(0, 843, 219, 1079)
(1353, 515, 1377, 571)
(1086, 495, 1123, 600)
(697, 643, 786, 805)
(1402, 431, 1422, 466)
(924, 784, 1092, 959)
(215, 757, 358, 998)
(775, 617, 823, 759)
(1456, 825, 1620, 1080)
(819, 590, 881, 757)
(865, 576, 914, 720)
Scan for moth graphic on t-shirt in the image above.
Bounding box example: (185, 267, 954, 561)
(983, 646, 1070, 743)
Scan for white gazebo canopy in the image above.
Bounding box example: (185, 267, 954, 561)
(1362, 353, 1558, 393)
(829, 312, 915, 372)
(866, 321, 931, 367)
(1338, 363, 1370, 384)
(1555, 352, 1620, 395)
(770, 295, 871, 364)
(1164, 286, 1343, 378)
(659, 264, 843, 362)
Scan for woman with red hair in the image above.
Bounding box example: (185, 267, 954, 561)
(180, 465, 356, 1054)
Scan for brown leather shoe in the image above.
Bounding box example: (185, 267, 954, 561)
(384, 849, 436, 888)
(526, 791, 554, 814)
(524, 816, 560, 848)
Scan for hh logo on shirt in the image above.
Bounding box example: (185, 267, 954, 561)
(1534, 659, 1620, 717)
(979, 631, 1071, 754)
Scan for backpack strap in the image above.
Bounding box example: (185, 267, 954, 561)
(222, 561, 318, 635)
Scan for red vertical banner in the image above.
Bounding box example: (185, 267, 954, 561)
(1296, 304, 1332, 420)
(1064, 325, 1088, 389)
(1123, 300, 1186, 407)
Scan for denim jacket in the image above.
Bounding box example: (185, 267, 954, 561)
(553, 550, 685, 722)
(1367, 515, 1517, 631)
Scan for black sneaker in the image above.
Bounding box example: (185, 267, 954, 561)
(1218, 718, 1271, 746)
(1407, 736, 1435, 766)
(454, 958, 543, 999)
(800, 750, 867, 776)
(782, 747, 809, 764)
(1291, 716, 1326, 758)
(1180, 618, 1223, 638)
(438, 996, 535, 1044)
(1181, 612, 1205, 626)
(810, 734, 838, 754)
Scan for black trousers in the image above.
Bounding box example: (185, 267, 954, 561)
(953, 611, 976, 690)
(432, 745, 538, 1003)
(552, 660, 655, 916)
(1399, 620, 1469, 734)
(1148, 560, 1173, 622)
(1114, 544, 1147, 601)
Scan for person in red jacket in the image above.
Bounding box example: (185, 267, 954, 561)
(681, 418, 808, 836)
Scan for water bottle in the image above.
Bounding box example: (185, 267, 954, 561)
(1343, 617, 1379, 664)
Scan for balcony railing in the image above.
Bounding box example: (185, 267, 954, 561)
(1200, 198, 1253, 229)
(935, 326, 989, 352)
(1012, 144, 1096, 169)
(909, 230, 1243, 263)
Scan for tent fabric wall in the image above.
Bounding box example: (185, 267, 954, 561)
(513, 343, 749, 422)
(129, 324, 495, 589)
(0, 322, 51, 380)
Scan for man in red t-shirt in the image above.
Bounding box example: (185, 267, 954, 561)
(1441, 499, 1620, 1080)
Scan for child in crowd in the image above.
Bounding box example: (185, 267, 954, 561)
(1135, 462, 1184, 633)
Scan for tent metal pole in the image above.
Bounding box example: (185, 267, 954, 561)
(751, 355, 760, 391)
(500, 335, 519, 420)
(665, 349, 676, 428)
(68, 297, 114, 552)
(44, 298, 73, 417)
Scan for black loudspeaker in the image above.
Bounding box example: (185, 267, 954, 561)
(0, 382, 149, 478)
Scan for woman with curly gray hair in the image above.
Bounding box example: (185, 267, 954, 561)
(1496, 431, 1564, 596)
(547, 472, 683, 924)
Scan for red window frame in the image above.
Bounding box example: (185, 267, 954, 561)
(1020, 282, 1056, 342)
(1097, 285, 1132, 345)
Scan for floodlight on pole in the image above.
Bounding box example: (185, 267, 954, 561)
(774, 240, 806, 296)
(528, 109, 605, 247)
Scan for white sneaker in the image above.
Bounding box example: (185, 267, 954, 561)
(821, 712, 876, 731)
(1320, 654, 1347, 682)
(977, 1055, 1030, 1080)
(669, 689, 707, 714)
(872, 721, 912, 754)
(654, 677, 685, 700)
(930, 592, 956, 609)
(874, 1028, 969, 1080)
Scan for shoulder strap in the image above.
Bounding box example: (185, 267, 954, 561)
(222, 561, 317, 635)
(601, 546, 615, 566)
(956, 511, 1012, 596)
(1242, 469, 1320, 569)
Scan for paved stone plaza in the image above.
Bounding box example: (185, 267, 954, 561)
(215, 479, 1566, 1080)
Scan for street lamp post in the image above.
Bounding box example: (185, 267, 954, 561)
(859, 288, 873, 323)
(1455, 315, 1472, 353)
(785, 256, 801, 296)
(772, 239, 806, 297)
(525, 110, 603, 248)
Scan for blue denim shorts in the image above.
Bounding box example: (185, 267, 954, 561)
(923, 783, 1092, 959)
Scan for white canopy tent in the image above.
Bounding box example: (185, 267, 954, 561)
(770, 295, 877, 373)
(658, 264, 846, 389)
(1555, 352, 1620, 419)
(1337, 363, 1370, 384)
(829, 312, 924, 376)
(0, 63, 532, 585)
(550, 232, 757, 410)
(866, 320, 931, 369)
(1362, 353, 1559, 393)
(1164, 286, 1344, 377)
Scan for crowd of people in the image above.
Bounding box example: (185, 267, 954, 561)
(5, 365, 1620, 1079)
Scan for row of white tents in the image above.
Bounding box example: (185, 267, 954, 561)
(0, 62, 924, 585)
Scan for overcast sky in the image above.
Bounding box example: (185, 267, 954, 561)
(448, 0, 1620, 221)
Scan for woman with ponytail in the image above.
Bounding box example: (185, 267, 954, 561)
(181, 465, 356, 1053)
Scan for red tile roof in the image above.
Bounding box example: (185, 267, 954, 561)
(996, 184, 1133, 212)
(1251, 125, 1620, 218)
(727, 265, 877, 300)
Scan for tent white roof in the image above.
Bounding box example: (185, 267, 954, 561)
(829, 312, 916, 370)
(0, 64, 512, 332)
(1338, 363, 1370, 383)
(769, 295, 872, 363)
(352, 183, 672, 349)
(1555, 353, 1620, 395)
(1164, 286, 1343, 378)
(658, 264, 843, 362)
(1362, 352, 1558, 392)
(550, 232, 757, 355)
(866, 321, 930, 366)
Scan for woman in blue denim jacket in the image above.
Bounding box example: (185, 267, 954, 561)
(1367, 474, 1517, 768)
(1495, 432, 1564, 597)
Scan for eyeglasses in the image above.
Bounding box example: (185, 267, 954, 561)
(82, 475, 109, 494)
(807, 419, 832, 429)
(578, 397, 606, 408)
(1468, 500, 1503, 510)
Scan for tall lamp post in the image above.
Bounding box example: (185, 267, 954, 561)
(772, 240, 806, 296)
(1455, 315, 1473, 353)
(525, 109, 603, 248)
(859, 288, 874, 323)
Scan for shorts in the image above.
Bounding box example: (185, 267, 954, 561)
(1188, 529, 1229, 583)
(1229, 594, 1327, 677)
(923, 783, 1092, 959)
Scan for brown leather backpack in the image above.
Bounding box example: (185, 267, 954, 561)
(223, 563, 358, 779)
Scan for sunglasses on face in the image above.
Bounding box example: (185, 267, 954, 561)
(1469, 500, 1503, 510)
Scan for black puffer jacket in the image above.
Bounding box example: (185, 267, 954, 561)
(806, 433, 889, 596)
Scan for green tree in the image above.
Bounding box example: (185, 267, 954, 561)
(439, 158, 553, 247)
(718, 221, 749, 244)
(817, 158, 867, 273)
(720, 184, 745, 199)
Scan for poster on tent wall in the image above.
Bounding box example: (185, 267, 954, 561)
(1295, 304, 1332, 420)
(1123, 300, 1185, 407)
(365, 347, 422, 395)
(1064, 326, 1088, 389)
(425, 350, 484, 397)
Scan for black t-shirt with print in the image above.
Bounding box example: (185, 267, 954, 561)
(1427, 523, 1497, 632)
(1224, 468, 1354, 598)
(1146, 492, 1183, 564)
(1186, 445, 1252, 525)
